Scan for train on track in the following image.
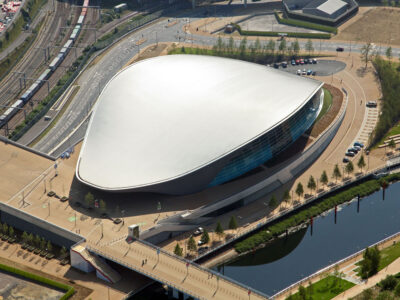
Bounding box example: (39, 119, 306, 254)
(0, 0, 90, 129)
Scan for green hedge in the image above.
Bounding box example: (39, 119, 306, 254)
(234, 174, 400, 253)
(232, 23, 331, 39)
(274, 11, 338, 34)
(0, 263, 74, 299)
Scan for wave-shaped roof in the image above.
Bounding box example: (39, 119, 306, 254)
(76, 55, 322, 191)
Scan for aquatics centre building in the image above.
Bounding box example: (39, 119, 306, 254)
(76, 55, 324, 195)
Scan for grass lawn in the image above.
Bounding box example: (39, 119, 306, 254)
(376, 122, 400, 146)
(287, 276, 355, 300)
(314, 88, 332, 124)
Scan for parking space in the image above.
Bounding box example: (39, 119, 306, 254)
(277, 59, 347, 77)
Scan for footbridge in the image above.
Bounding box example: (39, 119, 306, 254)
(72, 238, 269, 300)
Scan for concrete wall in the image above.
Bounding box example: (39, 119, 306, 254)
(0, 202, 82, 248)
(71, 249, 94, 273)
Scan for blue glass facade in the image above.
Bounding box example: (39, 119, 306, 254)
(208, 89, 322, 187)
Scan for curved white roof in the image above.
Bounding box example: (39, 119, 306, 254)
(77, 55, 323, 191)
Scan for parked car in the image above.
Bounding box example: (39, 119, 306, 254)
(336, 47, 344, 52)
(300, 59, 305, 65)
(273, 62, 280, 69)
(304, 58, 309, 64)
(291, 59, 296, 65)
(295, 59, 300, 65)
(354, 141, 364, 148)
(312, 58, 317, 64)
(281, 61, 288, 68)
(366, 101, 377, 107)
(307, 69, 312, 75)
(348, 147, 358, 153)
(296, 69, 301, 75)
(312, 71, 316, 76)
(198, 239, 206, 246)
(302, 69, 307, 75)
(345, 152, 355, 157)
(354, 146, 362, 151)
(193, 227, 204, 236)
(343, 157, 350, 163)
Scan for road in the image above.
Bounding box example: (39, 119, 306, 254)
(31, 5, 400, 155)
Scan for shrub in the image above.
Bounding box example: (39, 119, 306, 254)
(394, 282, 400, 296)
(379, 275, 398, 290)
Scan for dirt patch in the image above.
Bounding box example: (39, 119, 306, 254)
(124, 43, 169, 67)
(0, 256, 92, 300)
(334, 7, 400, 45)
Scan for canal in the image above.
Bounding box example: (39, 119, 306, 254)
(216, 181, 400, 296)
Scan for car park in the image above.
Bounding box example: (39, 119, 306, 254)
(336, 47, 344, 52)
(354, 142, 364, 148)
(343, 157, 350, 163)
(193, 227, 204, 236)
(345, 152, 355, 157)
(366, 101, 377, 107)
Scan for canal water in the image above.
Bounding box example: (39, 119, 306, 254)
(216, 182, 400, 296)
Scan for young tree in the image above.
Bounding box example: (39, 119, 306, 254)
(40, 238, 46, 250)
(292, 40, 300, 56)
(28, 233, 34, 246)
(99, 199, 106, 214)
(228, 216, 238, 231)
(22, 231, 28, 243)
(295, 182, 304, 200)
(34, 235, 41, 247)
(2, 223, 7, 235)
(84, 192, 95, 208)
(307, 175, 316, 194)
(358, 155, 366, 172)
(266, 40, 275, 56)
(254, 38, 261, 53)
(278, 39, 287, 55)
(386, 46, 392, 63)
(174, 243, 183, 257)
(305, 39, 314, 56)
(187, 236, 197, 253)
(298, 285, 307, 300)
(239, 37, 247, 57)
(200, 230, 210, 244)
(8, 226, 14, 238)
(46, 240, 53, 252)
(389, 138, 396, 151)
(283, 189, 291, 206)
(345, 161, 354, 177)
(320, 170, 328, 187)
(215, 222, 224, 240)
(361, 42, 373, 68)
(228, 37, 234, 53)
(60, 246, 67, 258)
(332, 164, 342, 183)
(269, 194, 277, 208)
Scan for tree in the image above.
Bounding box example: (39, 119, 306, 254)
(40, 238, 46, 250)
(215, 222, 224, 240)
(361, 42, 373, 68)
(215, 36, 224, 54)
(394, 282, 400, 296)
(266, 40, 275, 55)
(298, 285, 307, 300)
(46, 240, 53, 252)
(320, 170, 328, 187)
(22, 231, 28, 243)
(361, 246, 381, 278)
(254, 38, 261, 53)
(307, 280, 313, 296)
(174, 243, 183, 256)
(345, 161, 354, 177)
(187, 236, 197, 252)
(84, 192, 95, 208)
(228, 37, 234, 53)
(389, 138, 396, 151)
(283, 189, 291, 206)
(8, 226, 14, 238)
(307, 175, 316, 194)
(239, 37, 247, 57)
(295, 182, 304, 200)
(360, 289, 373, 300)
(269, 194, 277, 208)
(358, 155, 366, 172)
(5, 31, 9, 41)
(292, 40, 300, 56)
(305, 39, 314, 55)
(386, 46, 392, 63)
(332, 164, 342, 183)
(34, 235, 41, 248)
(60, 246, 67, 258)
(278, 39, 287, 55)
(200, 230, 210, 244)
(99, 199, 106, 214)
(28, 233, 34, 246)
(2, 223, 7, 235)
(228, 216, 238, 231)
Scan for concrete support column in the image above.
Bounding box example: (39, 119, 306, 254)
(167, 286, 173, 299)
(192, 0, 195, 9)
(244, 0, 247, 7)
